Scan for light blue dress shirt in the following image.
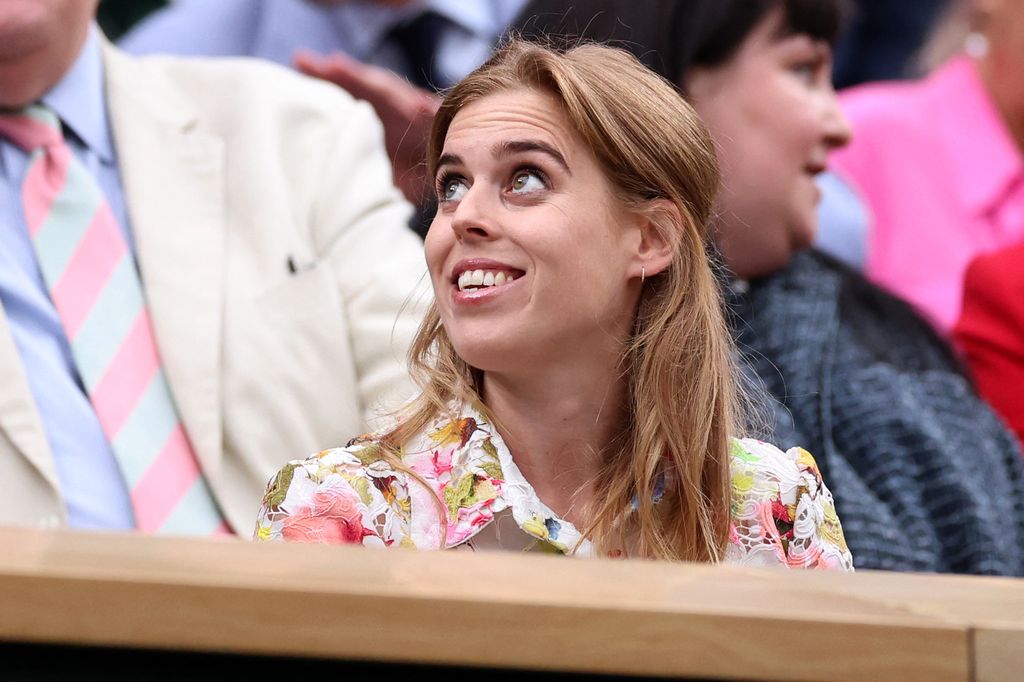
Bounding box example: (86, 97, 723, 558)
(814, 171, 870, 270)
(121, 0, 529, 88)
(0, 27, 136, 529)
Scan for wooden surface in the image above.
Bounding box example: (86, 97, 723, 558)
(0, 528, 1020, 681)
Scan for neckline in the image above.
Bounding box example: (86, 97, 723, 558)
(444, 405, 594, 556)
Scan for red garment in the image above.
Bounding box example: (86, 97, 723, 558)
(954, 244, 1024, 446)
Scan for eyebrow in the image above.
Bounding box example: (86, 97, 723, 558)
(435, 140, 572, 177)
(435, 152, 463, 173)
(494, 140, 571, 175)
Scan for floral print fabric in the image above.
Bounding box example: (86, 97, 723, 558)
(255, 406, 853, 571)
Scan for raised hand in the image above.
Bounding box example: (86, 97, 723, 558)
(295, 50, 441, 205)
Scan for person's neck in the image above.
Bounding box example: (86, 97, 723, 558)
(978, 51, 1024, 153)
(481, 351, 628, 529)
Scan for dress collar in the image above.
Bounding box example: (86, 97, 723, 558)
(482, 408, 593, 556)
(413, 404, 594, 556)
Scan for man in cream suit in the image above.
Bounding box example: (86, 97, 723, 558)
(0, 0, 428, 534)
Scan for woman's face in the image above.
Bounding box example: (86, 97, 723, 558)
(424, 88, 645, 374)
(686, 7, 851, 279)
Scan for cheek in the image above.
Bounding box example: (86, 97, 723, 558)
(558, 225, 631, 305)
(423, 221, 452, 282)
(703, 103, 779, 184)
(736, 78, 817, 152)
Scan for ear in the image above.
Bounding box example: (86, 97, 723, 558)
(682, 65, 719, 104)
(629, 199, 679, 280)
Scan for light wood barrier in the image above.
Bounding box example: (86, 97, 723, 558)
(0, 527, 1021, 681)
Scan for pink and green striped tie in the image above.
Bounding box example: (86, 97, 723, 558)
(0, 105, 232, 536)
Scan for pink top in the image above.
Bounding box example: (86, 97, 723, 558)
(828, 56, 1024, 333)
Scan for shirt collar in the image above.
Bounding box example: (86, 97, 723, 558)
(929, 56, 1024, 217)
(427, 0, 530, 40)
(40, 25, 114, 164)
(330, 0, 527, 61)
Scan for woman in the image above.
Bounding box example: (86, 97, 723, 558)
(554, 0, 1024, 574)
(256, 40, 852, 568)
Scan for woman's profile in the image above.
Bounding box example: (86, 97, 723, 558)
(255, 40, 851, 569)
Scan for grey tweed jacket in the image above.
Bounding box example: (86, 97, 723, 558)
(732, 250, 1024, 575)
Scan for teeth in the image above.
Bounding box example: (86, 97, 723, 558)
(456, 269, 518, 292)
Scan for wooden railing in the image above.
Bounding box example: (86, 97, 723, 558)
(0, 527, 1021, 680)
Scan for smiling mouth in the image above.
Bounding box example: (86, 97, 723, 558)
(456, 268, 523, 292)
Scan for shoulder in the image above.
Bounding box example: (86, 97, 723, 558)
(839, 79, 926, 130)
(727, 439, 854, 571)
(105, 43, 371, 135)
(255, 437, 414, 546)
(831, 77, 939, 184)
(839, 58, 970, 133)
(729, 438, 822, 491)
(119, 0, 258, 57)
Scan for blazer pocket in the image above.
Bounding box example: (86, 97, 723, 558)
(224, 262, 361, 475)
(254, 263, 342, 322)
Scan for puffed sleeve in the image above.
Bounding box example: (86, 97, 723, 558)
(255, 442, 410, 547)
(726, 439, 854, 571)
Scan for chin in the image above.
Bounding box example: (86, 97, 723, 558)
(789, 215, 817, 252)
(446, 334, 520, 375)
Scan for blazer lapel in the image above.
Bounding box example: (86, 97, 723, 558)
(0, 306, 60, 489)
(102, 44, 226, 480)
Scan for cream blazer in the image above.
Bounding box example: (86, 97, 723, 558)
(0, 44, 430, 534)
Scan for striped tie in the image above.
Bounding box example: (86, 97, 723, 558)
(0, 105, 232, 536)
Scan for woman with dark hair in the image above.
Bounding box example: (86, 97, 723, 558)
(255, 38, 852, 568)
(539, 0, 1024, 574)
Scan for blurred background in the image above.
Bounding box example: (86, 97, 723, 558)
(97, 0, 955, 87)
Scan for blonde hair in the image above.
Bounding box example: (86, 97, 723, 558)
(383, 39, 741, 562)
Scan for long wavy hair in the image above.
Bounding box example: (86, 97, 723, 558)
(381, 39, 742, 562)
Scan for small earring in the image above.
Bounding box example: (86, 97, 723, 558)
(641, 266, 646, 284)
(965, 32, 989, 58)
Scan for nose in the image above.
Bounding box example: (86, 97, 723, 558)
(822, 88, 852, 150)
(450, 184, 499, 241)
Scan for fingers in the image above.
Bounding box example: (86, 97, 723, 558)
(295, 51, 441, 118)
(294, 50, 374, 99)
(292, 50, 442, 204)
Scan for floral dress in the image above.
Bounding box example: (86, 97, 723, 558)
(255, 406, 853, 570)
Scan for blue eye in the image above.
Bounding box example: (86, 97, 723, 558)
(441, 177, 468, 202)
(510, 171, 545, 194)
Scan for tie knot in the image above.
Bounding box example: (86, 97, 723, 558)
(0, 104, 63, 153)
